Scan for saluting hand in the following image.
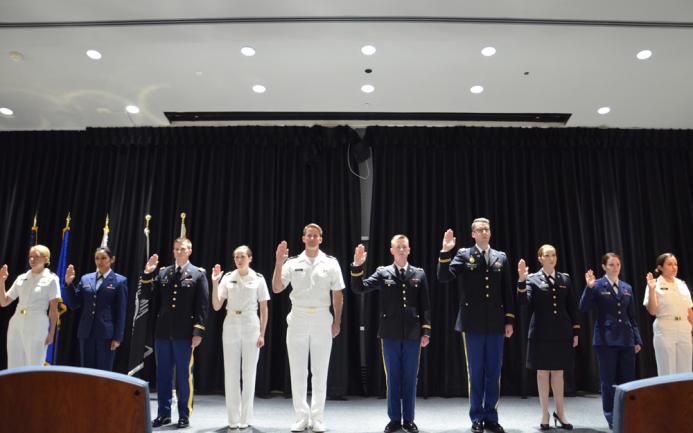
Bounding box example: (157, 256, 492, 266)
(0, 264, 8, 282)
(276, 241, 289, 263)
(585, 269, 596, 288)
(65, 264, 76, 285)
(144, 254, 159, 274)
(441, 229, 456, 252)
(353, 244, 367, 266)
(212, 264, 223, 284)
(646, 272, 657, 290)
(517, 259, 529, 282)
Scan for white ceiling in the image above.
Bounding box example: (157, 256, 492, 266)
(2, 1, 693, 130)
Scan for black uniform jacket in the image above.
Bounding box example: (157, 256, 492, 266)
(140, 262, 209, 340)
(437, 246, 515, 334)
(517, 271, 580, 340)
(351, 263, 432, 340)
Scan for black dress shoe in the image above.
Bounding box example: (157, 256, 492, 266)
(384, 420, 401, 433)
(152, 416, 171, 427)
(484, 421, 505, 433)
(177, 417, 190, 428)
(539, 423, 550, 430)
(402, 421, 419, 433)
(471, 421, 484, 433)
(552, 412, 572, 430)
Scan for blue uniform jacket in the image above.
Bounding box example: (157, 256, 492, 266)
(438, 246, 516, 334)
(350, 263, 432, 340)
(579, 276, 643, 347)
(65, 271, 128, 342)
(517, 271, 580, 340)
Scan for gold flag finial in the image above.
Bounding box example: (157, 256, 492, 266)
(180, 212, 187, 238)
(64, 212, 71, 231)
(145, 214, 152, 229)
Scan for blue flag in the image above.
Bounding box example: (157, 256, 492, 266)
(45, 217, 70, 365)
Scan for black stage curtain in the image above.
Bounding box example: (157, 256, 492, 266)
(360, 126, 693, 397)
(0, 126, 363, 397)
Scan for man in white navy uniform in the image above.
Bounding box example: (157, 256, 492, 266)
(272, 223, 345, 432)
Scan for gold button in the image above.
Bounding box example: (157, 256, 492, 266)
(172, 304, 176, 308)
(173, 291, 177, 294)
(174, 284, 178, 288)
(402, 290, 406, 294)
(486, 294, 490, 298)
(403, 304, 407, 307)
(617, 311, 621, 314)
(618, 319, 622, 322)
(173, 297, 177, 301)
(402, 284, 406, 287)
(552, 289, 556, 292)
(485, 276, 489, 281)
(403, 297, 407, 301)
(485, 285, 490, 289)
(20, 309, 27, 315)
(617, 303, 621, 306)
(553, 310, 557, 314)
(92, 312, 95, 315)
(553, 303, 557, 307)
(553, 296, 557, 299)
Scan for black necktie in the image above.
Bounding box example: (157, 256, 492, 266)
(613, 283, 618, 294)
(95, 274, 104, 289)
(481, 249, 487, 265)
(175, 267, 182, 279)
(548, 275, 555, 285)
(399, 268, 406, 280)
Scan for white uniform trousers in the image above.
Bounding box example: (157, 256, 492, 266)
(222, 311, 261, 427)
(6, 310, 49, 368)
(653, 317, 693, 375)
(286, 307, 333, 423)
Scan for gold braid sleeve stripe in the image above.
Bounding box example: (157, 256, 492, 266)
(350, 271, 364, 277)
(438, 257, 452, 263)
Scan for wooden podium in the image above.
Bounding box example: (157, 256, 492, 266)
(0, 366, 151, 433)
(613, 372, 693, 433)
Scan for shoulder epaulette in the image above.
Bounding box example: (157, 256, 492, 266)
(256, 272, 263, 278)
(223, 271, 233, 277)
(287, 255, 299, 260)
(376, 266, 386, 271)
(325, 254, 336, 259)
(198, 267, 206, 273)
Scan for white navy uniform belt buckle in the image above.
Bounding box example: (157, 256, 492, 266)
(307, 307, 317, 313)
(234, 310, 244, 315)
(674, 316, 682, 321)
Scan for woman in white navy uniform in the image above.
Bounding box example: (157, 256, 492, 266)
(212, 245, 269, 430)
(644, 253, 693, 375)
(0, 245, 60, 368)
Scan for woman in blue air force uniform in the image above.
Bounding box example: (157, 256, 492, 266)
(579, 252, 642, 429)
(64, 246, 128, 371)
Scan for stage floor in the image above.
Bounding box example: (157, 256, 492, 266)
(150, 393, 612, 433)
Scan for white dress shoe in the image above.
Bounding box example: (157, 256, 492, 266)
(311, 419, 326, 432)
(291, 418, 310, 432)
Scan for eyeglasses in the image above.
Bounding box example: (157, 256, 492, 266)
(473, 227, 491, 233)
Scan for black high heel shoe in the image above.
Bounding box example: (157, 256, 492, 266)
(552, 412, 573, 430)
(539, 423, 550, 430)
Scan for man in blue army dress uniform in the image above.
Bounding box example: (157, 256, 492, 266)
(141, 237, 210, 429)
(351, 235, 431, 433)
(437, 218, 515, 433)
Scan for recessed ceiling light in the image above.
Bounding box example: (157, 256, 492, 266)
(9, 51, 24, 62)
(481, 47, 496, 57)
(241, 46, 256, 56)
(361, 45, 376, 56)
(361, 84, 375, 93)
(636, 49, 652, 60)
(252, 84, 266, 93)
(86, 50, 102, 60)
(0, 107, 14, 116)
(597, 106, 611, 115)
(126, 105, 140, 114)
(470, 85, 484, 94)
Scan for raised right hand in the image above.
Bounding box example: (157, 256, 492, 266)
(441, 229, 456, 252)
(646, 272, 657, 290)
(353, 244, 367, 266)
(276, 241, 289, 263)
(212, 264, 223, 283)
(144, 254, 159, 274)
(585, 269, 596, 288)
(65, 264, 76, 285)
(0, 264, 8, 282)
(517, 259, 529, 282)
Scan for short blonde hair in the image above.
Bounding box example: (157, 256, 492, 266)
(537, 244, 556, 257)
(390, 234, 409, 246)
(471, 217, 490, 231)
(30, 244, 51, 265)
(303, 223, 323, 236)
(233, 245, 253, 257)
(174, 237, 192, 249)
